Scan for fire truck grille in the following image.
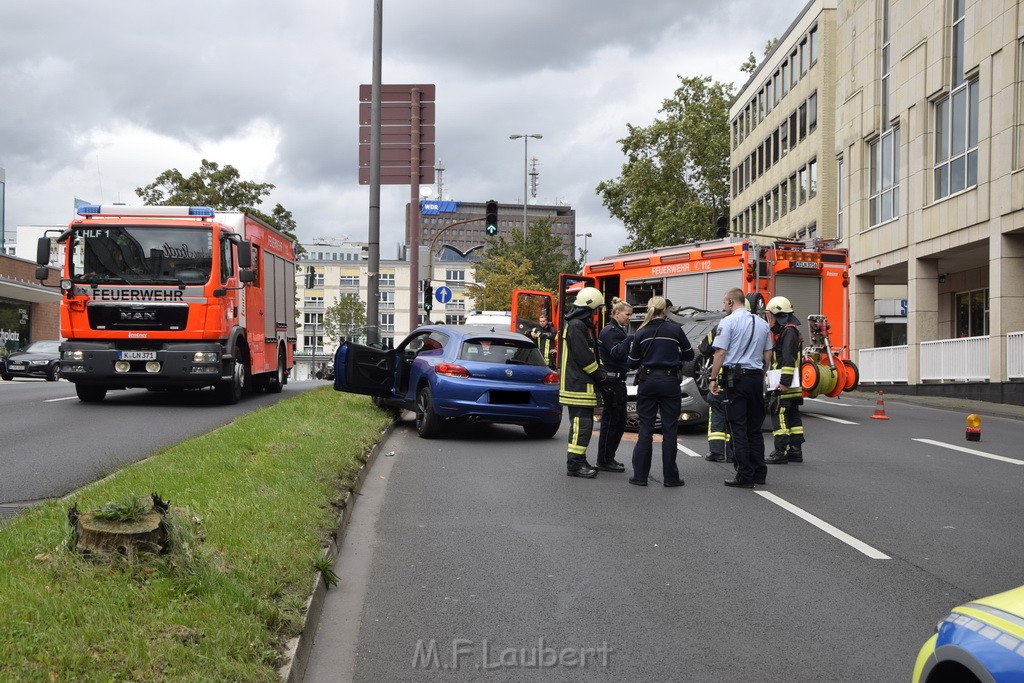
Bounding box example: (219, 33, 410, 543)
(87, 304, 190, 331)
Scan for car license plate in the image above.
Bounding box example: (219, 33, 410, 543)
(118, 351, 156, 361)
(9, 362, 25, 370)
(627, 401, 637, 413)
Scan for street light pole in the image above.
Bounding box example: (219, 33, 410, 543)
(509, 133, 542, 240)
(579, 232, 593, 263)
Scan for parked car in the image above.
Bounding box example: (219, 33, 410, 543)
(912, 583, 1024, 683)
(1, 340, 63, 382)
(333, 325, 562, 439)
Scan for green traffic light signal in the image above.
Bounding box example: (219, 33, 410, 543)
(485, 200, 498, 236)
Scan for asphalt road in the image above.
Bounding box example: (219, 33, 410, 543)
(0, 377, 322, 507)
(305, 393, 1024, 682)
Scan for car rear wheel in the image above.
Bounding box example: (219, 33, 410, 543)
(415, 385, 441, 438)
(46, 363, 61, 382)
(524, 422, 560, 439)
(0, 370, 11, 381)
(694, 354, 714, 397)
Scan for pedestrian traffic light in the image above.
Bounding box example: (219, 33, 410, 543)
(485, 200, 498, 236)
(304, 266, 316, 289)
(423, 284, 433, 312)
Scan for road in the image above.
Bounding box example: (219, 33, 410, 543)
(0, 378, 322, 508)
(305, 393, 1024, 681)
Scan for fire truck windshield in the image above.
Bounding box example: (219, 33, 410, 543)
(72, 226, 214, 285)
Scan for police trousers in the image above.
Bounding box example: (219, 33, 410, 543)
(631, 374, 681, 483)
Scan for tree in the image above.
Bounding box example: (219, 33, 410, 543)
(135, 159, 299, 243)
(595, 75, 734, 251)
(323, 295, 367, 345)
(475, 218, 579, 296)
(740, 52, 758, 75)
(467, 254, 543, 311)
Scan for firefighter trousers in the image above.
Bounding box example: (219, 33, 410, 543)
(566, 405, 596, 469)
(771, 397, 805, 453)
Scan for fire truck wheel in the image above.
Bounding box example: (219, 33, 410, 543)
(415, 385, 441, 438)
(76, 384, 107, 403)
(265, 350, 285, 394)
(216, 357, 246, 404)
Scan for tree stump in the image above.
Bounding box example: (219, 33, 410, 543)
(74, 510, 168, 559)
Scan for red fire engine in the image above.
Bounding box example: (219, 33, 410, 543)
(35, 205, 296, 404)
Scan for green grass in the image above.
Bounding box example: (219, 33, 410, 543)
(0, 388, 392, 682)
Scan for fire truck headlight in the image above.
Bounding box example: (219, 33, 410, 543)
(63, 350, 84, 361)
(60, 279, 73, 292)
(145, 361, 161, 373)
(114, 361, 130, 373)
(193, 351, 219, 363)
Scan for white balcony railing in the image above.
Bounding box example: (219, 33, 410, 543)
(920, 336, 989, 382)
(857, 345, 909, 383)
(1008, 332, 1024, 379)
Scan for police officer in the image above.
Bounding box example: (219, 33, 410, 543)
(530, 314, 557, 368)
(708, 288, 773, 488)
(595, 297, 634, 472)
(559, 287, 613, 478)
(699, 325, 733, 463)
(764, 296, 806, 464)
(626, 296, 694, 487)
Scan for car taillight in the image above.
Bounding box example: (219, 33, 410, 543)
(543, 372, 560, 385)
(435, 363, 470, 378)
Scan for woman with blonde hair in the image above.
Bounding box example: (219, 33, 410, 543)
(595, 297, 634, 472)
(625, 296, 694, 487)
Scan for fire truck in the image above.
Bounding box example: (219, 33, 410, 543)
(513, 235, 858, 398)
(35, 205, 296, 404)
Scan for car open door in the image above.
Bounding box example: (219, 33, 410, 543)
(511, 289, 553, 336)
(332, 342, 397, 397)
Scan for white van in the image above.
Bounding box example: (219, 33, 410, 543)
(464, 311, 513, 329)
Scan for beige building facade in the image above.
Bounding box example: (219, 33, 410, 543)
(836, 0, 1024, 402)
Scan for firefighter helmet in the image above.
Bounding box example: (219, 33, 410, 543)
(766, 296, 794, 314)
(573, 287, 605, 310)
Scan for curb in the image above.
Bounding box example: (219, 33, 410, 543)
(277, 418, 397, 682)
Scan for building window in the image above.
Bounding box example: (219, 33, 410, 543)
(379, 290, 395, 307)
(789, 174, 798, 211)
(339, 275, 359, 287)
(799, 103, 807, 141)
(809, 25, 818, 64)
(772, 187, 780, 222)
(934, 0, 978, 200)
(304, 296, 324, 308)
(809, 159, 818, 199)
(780, 180, 788, 217)
(782, 63, 789, 97)
(799, 166, 808, 205)
(304, 312, 323, 325)
(791, 50, 799, 87)
(837, 157, 845, 241)
(446, 269, 466, 283)
(869, 127, 901, 225)
(955, 288, 989, 337)
(808, 92, 817, 133)
(445, 314, 466, 325)
(800, 38, 809, 75)
(380, 313, 395, 333)
(379, 273, 395, 287)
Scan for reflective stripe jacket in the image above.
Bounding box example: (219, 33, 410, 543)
(771, 323, 803, 399)
(559, 310, 605, 407)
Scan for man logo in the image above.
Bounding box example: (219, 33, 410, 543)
(120, 310, 156, 321)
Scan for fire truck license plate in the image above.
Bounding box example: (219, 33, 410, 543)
(627, 401, 637, 413)
(118, 351, 156, 361)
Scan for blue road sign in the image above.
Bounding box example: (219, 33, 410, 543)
(435, 285, 453, 304)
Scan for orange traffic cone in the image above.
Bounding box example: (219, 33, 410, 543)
(870, 391, 890, 420)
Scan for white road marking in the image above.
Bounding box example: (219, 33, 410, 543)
(804, 413, 858, 425)
(755, 490, 892, 560)
(677, 443, 703, 458)
(912, 438, 1023, 465)
(806, 397, 865, 408)
(45, 396, 78, 402)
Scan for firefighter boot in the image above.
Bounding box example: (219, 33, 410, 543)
(567, 455, 598, 478)
(766, 449, 789, 464)
(787, 445, 803, 463)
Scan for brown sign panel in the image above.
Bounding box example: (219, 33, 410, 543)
(358, 144, 436, 167)
(359, 165, 435, 185)
(359, 126, 436, 144)
(359, 102, 435, 125)
(359, 84, 436, 102)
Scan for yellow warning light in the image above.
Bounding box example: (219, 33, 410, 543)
(966, 414, 981, 428)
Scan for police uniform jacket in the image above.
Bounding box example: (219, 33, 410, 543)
(559, 308, 606, 407)
(598, 319, 632, 378)
(771, 313, 804, 400)
(627, 318, 694, 371)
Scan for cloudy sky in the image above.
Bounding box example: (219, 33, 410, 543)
(1, 0, 807, 261)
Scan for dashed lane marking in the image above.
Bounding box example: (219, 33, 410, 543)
(755, 490, 891, 560)
(912, 438, 1023, 465)
(804, 413, 859, 425)
(677, 443, 703, 458)
(44, 396, 78, 403)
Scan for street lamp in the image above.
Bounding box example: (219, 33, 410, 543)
(578, 232, 593, 262)
(509, 134, 542, 239)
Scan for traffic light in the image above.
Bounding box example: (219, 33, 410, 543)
(485, 200, 498, 236)
(304, 266, 316, 289)
(423, 283, 434, 312)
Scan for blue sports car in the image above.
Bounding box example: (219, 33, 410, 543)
(333, 325, 562, 439)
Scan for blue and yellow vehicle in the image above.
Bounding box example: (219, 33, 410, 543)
(913, 584, 1024, 683)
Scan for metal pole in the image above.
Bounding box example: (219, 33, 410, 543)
(409, 87, 421, 333)
(365, 0, 383, 347)
(521, 137, 528, 240)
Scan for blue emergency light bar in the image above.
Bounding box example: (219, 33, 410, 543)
(76, 205, 216, 217)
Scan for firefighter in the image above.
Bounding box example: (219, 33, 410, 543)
(764, 296, 806, 464)
(699, 325, 733, 463)
(559, 287, 613, 478)
(530, 313, 557, 368)
(626, 296, 694, 487)
(595, 297, 634, 472)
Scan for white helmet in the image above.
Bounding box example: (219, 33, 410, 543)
(766, 296, 793, 314)
(573, 287, 605, 310)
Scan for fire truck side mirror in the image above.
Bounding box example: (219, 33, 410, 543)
(239, 270, 256, 283)
(35, 266, 50, 281)
(36, 237, 51, 267)
(236, 240, 252, 269)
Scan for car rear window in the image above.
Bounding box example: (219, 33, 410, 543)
(459, 339, 546, 366)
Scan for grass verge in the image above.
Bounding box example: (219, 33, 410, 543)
(0, 387, 392, 682)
